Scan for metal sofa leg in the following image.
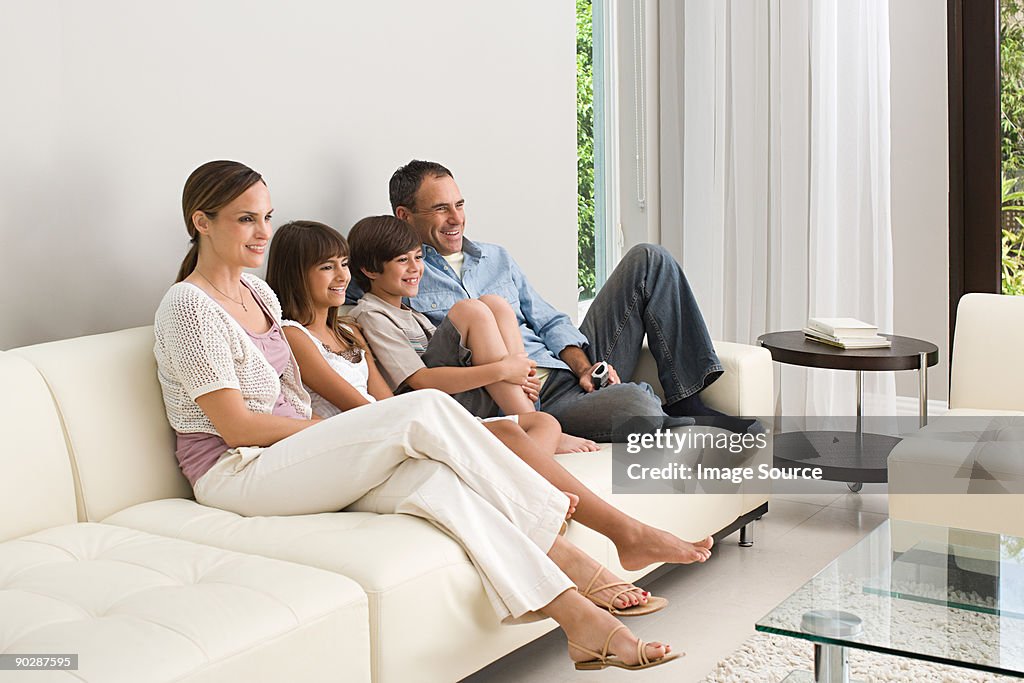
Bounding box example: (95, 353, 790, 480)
(739, 523, 754, 547)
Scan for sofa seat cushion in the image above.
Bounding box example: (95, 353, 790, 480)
(889, 413, 1024, 494)
(0, 523, 368, 683)
(888, 412, 1024, 537)
(103, 498, 553, 683)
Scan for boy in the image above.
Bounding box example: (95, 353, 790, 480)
(348, 215, 597, 453)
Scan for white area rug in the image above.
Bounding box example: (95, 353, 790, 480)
(701, 632, 1018, 682)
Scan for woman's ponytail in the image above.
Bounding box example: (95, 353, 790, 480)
(176, 240, 200, 283)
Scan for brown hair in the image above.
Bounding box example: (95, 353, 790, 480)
(347, 215, 422, 291)
(265, 220, 366, 352)
(177, 160, 264, 282)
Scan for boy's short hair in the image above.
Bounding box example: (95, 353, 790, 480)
(348, 215, 423, 292)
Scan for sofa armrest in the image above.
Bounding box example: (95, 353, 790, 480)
(633, 340, 773, 417)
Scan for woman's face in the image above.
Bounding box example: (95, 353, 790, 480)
(307, 253, 350, 310)
(197, 182, 273, 269)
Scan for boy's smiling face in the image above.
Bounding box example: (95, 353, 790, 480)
(365, 247, 424, 304)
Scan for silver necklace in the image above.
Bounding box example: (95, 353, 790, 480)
(196, 270, 248, 311)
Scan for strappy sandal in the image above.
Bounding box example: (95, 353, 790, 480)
(579, 565, 667, 617)
(569, 624, 681, 671)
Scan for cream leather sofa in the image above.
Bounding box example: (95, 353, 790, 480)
(2, 327, 772, 683)
(0, 351, 370, 683)
(888, 293, 1024, 536)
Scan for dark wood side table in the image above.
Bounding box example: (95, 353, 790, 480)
(756, 332, 939, 491)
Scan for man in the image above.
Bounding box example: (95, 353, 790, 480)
(386, 159, 729, 442)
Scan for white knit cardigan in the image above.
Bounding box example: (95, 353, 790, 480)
(154, 273, 311, 437)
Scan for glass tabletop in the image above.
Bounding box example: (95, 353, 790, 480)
(755, 519, 1024, 678)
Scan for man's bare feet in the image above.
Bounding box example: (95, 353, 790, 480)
(615, 525, 713, 571)
(556, 433, 600, 454)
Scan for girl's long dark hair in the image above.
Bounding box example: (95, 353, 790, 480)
(265, 220, 366, 352)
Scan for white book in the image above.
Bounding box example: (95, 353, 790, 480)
(803, 328, 891, 349)
(807, 317, 878, 338)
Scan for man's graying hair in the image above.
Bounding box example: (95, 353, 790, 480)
(389, 160, 453, 213)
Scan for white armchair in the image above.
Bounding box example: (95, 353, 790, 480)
(888, 293, 1024, 535)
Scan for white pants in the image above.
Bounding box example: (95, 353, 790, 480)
(193, 389, 573, 622)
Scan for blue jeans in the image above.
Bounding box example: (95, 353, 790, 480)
(538, 244, 723, 441)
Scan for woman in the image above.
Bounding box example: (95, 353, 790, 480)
(153, 160, 677, 672)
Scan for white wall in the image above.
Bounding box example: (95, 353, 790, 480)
(0, 1, 577, 350)
(889, 0, 950, 402)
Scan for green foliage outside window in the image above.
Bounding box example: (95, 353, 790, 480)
(1001, 0, 1024, 294)
(577, 0, 596, 300)
(1001, 177, 1024, 295)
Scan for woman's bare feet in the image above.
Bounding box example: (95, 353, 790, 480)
(695, 535, 714, 551)
(615, 524, 713, 571)
(563, 492, 579, 521)
(543, 538, 676, 669)
(562, 598, 673, 668)
(556, 432, 601, 454)
(548, 536, 647, 610)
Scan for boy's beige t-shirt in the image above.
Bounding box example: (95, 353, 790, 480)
(350, 292, 436, 392)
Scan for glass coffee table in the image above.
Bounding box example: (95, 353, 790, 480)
(756, 519, 1024, 681)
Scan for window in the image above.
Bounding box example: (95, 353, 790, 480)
(1002, 0, 1024, 295)
(577, 0, 597, 300)
(948, 0, 1002, 343)
(577, 0, 619, 304)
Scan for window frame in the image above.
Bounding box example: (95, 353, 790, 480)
(948, 0, 1001, 350)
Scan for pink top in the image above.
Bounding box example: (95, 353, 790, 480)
(175, 283, 305, 486)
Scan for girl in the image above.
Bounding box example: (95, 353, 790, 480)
(154, 160, 677, 672)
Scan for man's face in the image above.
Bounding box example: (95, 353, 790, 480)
(399, 174, 466, 256)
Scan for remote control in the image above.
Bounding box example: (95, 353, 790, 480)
(590, 361, 610, 390)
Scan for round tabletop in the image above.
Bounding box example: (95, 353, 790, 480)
(757, 331, 939, 371)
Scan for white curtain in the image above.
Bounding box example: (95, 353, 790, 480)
(659, 0, 896, 418)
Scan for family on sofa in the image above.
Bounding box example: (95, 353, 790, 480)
(151, 158, 742, 673)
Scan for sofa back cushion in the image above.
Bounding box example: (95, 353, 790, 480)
(950, 293, 1024, 412)
(12, 326, 191, 522)
(0, 353, 78, 539)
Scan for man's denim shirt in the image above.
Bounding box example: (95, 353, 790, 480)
(408, 239, 589, 372)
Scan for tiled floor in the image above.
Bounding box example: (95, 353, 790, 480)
(463, 484, 889, 683)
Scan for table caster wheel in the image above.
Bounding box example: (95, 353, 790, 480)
(847, 482, 863, 493)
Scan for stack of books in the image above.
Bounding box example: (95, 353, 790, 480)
(803, 317, 892, 349)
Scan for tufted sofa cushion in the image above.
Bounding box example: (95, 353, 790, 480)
(103, 499, 554, 683)
(0, 523, 368, 683)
